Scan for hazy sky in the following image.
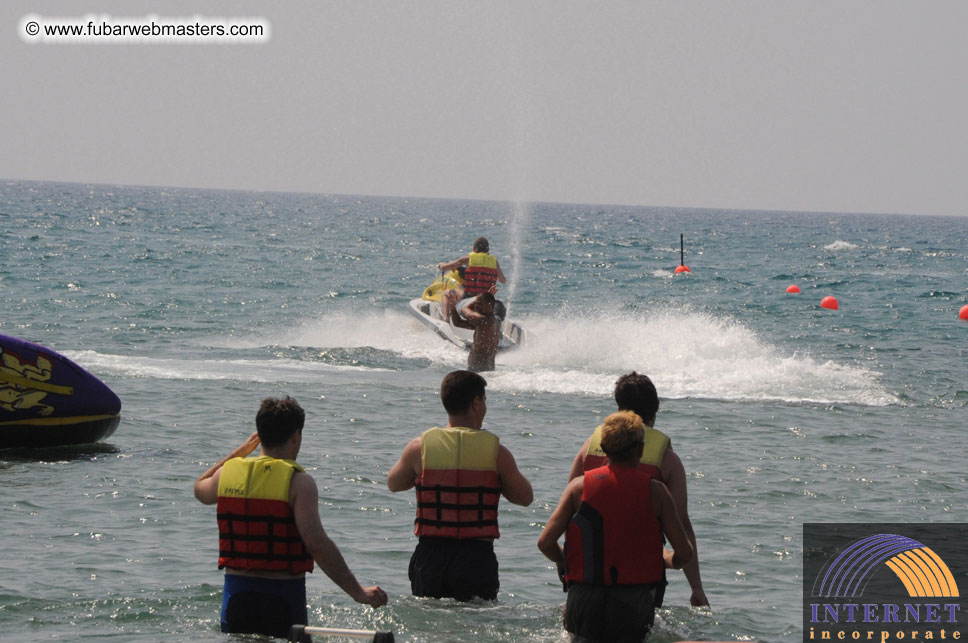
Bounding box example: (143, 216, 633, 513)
(3, 1, 967, 216)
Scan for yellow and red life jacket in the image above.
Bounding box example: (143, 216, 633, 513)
(463, 252, 499, 296)
(216, 455, 314, 574)
(564, 464, 664, 586)
(414, 426, 501, 539)
(582, 423, 670, 478)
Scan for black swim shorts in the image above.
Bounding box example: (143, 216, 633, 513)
(409, 537, 499, 601)
(565, 583, 657, 643)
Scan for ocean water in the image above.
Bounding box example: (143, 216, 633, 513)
(0, 180, 965, 643)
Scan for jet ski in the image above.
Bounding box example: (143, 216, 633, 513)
(407, 270, 526, 351)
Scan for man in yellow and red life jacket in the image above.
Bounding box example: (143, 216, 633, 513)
(437, 237, 507, 323)
(387, 370, 533, 601)
(567, 372, 709, 608)
(194, 397, 387, 638)
(539, 411, 693, 642)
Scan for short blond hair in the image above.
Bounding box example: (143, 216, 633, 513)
(600, 410, 645, 458)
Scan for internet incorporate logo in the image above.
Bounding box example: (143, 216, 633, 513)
(802, 524, 965, 643)
(814, 534, 960, 599)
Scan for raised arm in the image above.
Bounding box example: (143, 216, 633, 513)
(437, 255, 469, 272)
(290, 472, 387, 607)
(497, 444, 533, 506)
(193, 432, 261, 504)
(662, 448, 708, 606)
(386, 437, 422, 492)
(460, 298, 489, 324)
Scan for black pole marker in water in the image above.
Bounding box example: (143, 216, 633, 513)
(675, 233, 691, 273)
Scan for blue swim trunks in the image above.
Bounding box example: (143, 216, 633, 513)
(220, 573, 308, 638)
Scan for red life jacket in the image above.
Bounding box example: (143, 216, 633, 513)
(463, 252, 499, 295)
(414, 427, 501, 539)
(216, 456, 314, 574)
(564, 464, 664, 586)
(582, 423, 670, 479)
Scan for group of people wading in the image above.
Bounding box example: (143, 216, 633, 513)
(195, 370, 707, 642)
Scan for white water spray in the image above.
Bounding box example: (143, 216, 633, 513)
(505, 200, 531, 315)
(77, 306, 897, 407)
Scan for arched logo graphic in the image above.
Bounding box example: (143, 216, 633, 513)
(814, 533, 960, 598)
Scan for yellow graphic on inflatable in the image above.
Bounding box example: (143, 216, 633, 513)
(0, 348, 73, 417)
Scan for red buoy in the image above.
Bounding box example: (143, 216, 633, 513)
(821, 296, 839, 310)
(960, 305, 968, 321)
(786, 285, 800, 293)
(675, 265, 691, 274)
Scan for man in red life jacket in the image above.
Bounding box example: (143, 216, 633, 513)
(437, 236, 507, 323)
(539, 411, 693, 642)
(194, 397, 387, 638)
(567, 372, 709, 608)
(387, 370, 533, 601)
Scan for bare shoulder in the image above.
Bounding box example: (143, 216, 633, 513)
(290, 469, 318, 498)
(661, 446, 685, 481)
(193, 466, 222, 504)
(404, 436, 424, 462)
(497, 443, 519, 465)
(662, 444, 682, 467)
(393, 436, 422, 461)
(497, 443, 533, 506)
(568, 475, 584, 496)
(291, 469, 316, 488)
(572, 434, 592, 461)
(387, 436, 424, 491)
(567, 436, 592, 481)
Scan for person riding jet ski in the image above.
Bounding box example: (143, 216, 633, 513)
(437, 237, 507, 323)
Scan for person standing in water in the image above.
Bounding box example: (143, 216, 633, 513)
(455, 292, 501, 372)
(387, 370, 533, 601)
(568, 372, 709, 607)
(540, 411, 693, 641)
(437, 236, 507, 323)
(194, 396, 387, 638)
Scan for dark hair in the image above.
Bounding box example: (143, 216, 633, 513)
(613, 372, 659, 424)
(255, 396, 305, 448)
(478, 292, 495, 305)
(440, 370, 487, 415)
(473, 237, 489, 253)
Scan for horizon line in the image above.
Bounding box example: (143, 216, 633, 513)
(2, 175, 959, 220)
